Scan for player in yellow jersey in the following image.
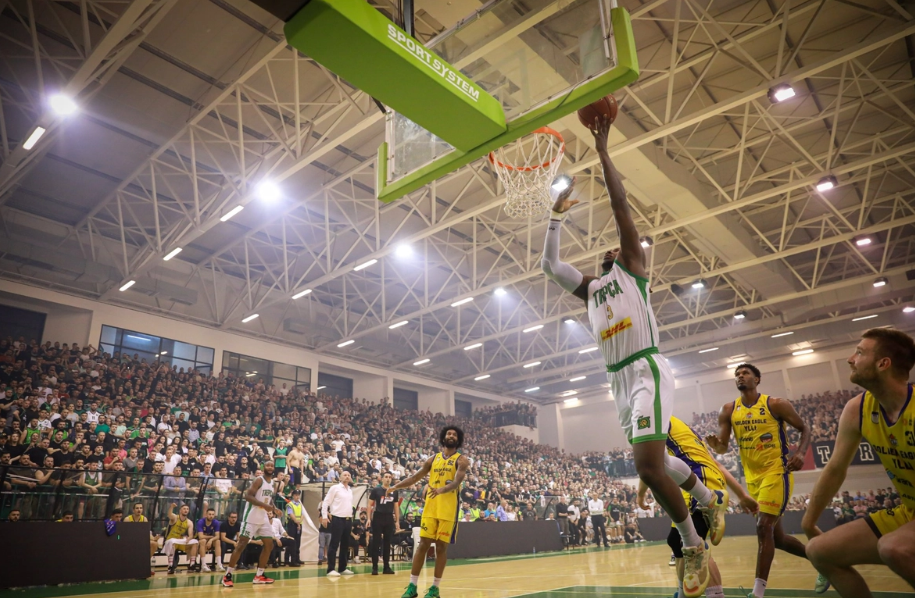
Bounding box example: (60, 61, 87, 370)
(803, 329, 915, 597)
(706, 363, 812, 598)
(388, 426, 468, 598)
(638, 416, 758, 598)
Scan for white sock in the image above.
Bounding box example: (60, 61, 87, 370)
(664, 454, 714, 506)
(410, 574, 419, 585)
(226, 566, 234, 575)
(256, 567, 264, 577)
(706, 585, 724, 598)
(432, 577, 442, 587)
(753, 578, 767, 597)
(678, 580, 684, 595)
(674, 516, 702, 548)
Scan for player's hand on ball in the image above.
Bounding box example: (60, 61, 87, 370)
(590, 115, 612, 148)
(550, 183, 578, 214)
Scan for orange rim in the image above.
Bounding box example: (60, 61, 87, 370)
(488, 127, 565, 172)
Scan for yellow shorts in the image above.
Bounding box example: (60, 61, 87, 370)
(680, 466, 726, 509)
(866, 504, 915, 537)
(420, 515, 457, 544)
(748, 472, 793, 516)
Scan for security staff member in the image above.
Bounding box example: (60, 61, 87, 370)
(368, 471, 400, 575)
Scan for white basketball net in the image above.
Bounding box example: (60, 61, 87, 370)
(489, 127, 565, 219)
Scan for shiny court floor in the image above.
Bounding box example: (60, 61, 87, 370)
(7, 536, 912, 598)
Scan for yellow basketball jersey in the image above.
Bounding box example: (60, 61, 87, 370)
(859, 385, 915, 510)
(424, 451, 461, 521)
(667, 416, 725, 507)
(165, 516, 189, 541)
(731, 394, 788, 483)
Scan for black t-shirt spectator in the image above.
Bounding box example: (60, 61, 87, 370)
(369, 486, 399, 515)
(460, 487, 476, 504)
(220, 517, 240, 542)
(555, 502, 568, 518)
(26, 445, 48, 465)
(52, 450, 74, 467)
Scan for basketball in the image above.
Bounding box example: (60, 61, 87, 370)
(577, 94, 618, 129)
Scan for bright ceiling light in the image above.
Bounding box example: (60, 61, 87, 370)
(413, 358, 430, 366)
(337, 340, 355, 347)
(569, 376, 586, 382)
(160, 351, 168, 355)
(564, 398, 580, 405)
(873, 277, 888, 288)
(474, 374, 490, 381)
(524, 387, 540, 393)
(692, 279, 707, 289)
(388, 320, 409, 329)
(551, 174, 571, 192)
(292, 289, 312, 299)
(734, 310, 747, 319)
(792, 349, 814, 356)
(119, 280, 136, 292)
(579, 347, 599, 354)
(22, 126, 46, 150)
(256, 180, 281, 202)
(451, 297, 473, 307)
(640, 236, 653, 248)
(394, 244, 413, 258)
(241, 314, 259, 323)
(816, 175, 838, 192)
(220, 205, 244, 222)
(767, 84, 796, 103)
(163, 247, 182, 261)
(317, 386, 326, 390)
(855, 236, 873, 247)
(353, 259, 377, 271)
(523, 324, 544, 333)
(771, 331, 794, 338)
(49, 93, 78, 116)
(852, 314, 878, 322)
(246, 372, 256, 377)
(523, 361, 541, 368)
(464, 343, 483, 350)
(494, 287, 507, 296)
(561, 390, 577, 396)
(904, 306, 915, 313)
(564, 318, 576, 324)
(698, 347, 719, 354)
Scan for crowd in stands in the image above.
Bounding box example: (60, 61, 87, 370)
(472, 401, 537, 428)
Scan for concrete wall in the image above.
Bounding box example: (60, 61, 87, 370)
(560, 397, 627, 452)
(503, 424, 539, 444)
(418, 388, 453, 416)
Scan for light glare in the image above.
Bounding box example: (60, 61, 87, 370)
(119, 280, 136, 292)
(241, 314, 259, 323)
(337, 340, 355, 347)
(353, 259, 377, 271)
(464, 343, 483, 350)
(569, 376, 586, 382)
(292, 289, 312, 299)
(792, 349, 814, 356)
(163, 247, 182, 261)
(524, 387, 540, 393)
(49, 93, 78, 116)
(523, 361, 541, 368)
(388, 320, 409, 329)
(523, 324, 544, 333)
(451, 297, 474, 307)
(474, 374, 491, 381)
(852, 314, 878, 322)
(414, 358, 430, 366)
(220, 205, 244, 222)
(257, 181, 281, 202)
(23, 126, 46, 150)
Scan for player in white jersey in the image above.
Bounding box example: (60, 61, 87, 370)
(541, 114, 728, 598)
(222, 460, 283, 587)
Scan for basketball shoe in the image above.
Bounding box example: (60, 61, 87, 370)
(701, 489, 729, 546)
(681, 542, 710, 598)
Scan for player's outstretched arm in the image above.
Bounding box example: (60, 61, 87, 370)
(590, 115, 647, 278)
(542, 181, 593, 302)
(801, 396, 863, 537)
(769, 397, 812, 471)
(388, 456, 434, 493)
(705, 403, 734, 454)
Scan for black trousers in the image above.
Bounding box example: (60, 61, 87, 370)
(569, 519, 580, 544)
(327, 516, 352, 573)
(285, 522, 302, 563)
(371, 513, 395, 569)
(592, 514, 609, 546)
(270, 537, 297, 564)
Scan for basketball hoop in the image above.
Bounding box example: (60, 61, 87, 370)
(489, 127, 565, 219)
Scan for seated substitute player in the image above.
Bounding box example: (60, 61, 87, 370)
(163, 503, 200, 574)
(803, 329, 915, 597)
(639, 416, 759, 598)
(706, 363, 813, 598)
(542, 112, 728, 598)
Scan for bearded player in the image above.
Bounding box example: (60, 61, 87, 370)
(705, 363, 812, 598)
(388, 426, 468, 598)
(542, 112, 728, 598)
(802, 329, 915, 597)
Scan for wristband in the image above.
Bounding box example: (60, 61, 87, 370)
(550, 211, 565, 220)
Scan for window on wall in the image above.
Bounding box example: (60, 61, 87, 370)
(393, 388, 418, 411)
(316, 373, 353, 399)
(99, 325, 214, 374)
(222, 351, 311, 393)
(454, 399, 472, 419)
(0, 305, 46, 344)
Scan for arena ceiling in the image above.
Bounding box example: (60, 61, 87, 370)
(1, 0, 915, 403)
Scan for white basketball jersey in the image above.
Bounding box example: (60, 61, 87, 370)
(242, 475, 274, 524)
(586, 262, 658, 369)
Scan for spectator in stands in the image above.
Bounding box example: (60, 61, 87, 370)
(219, 511, 241, 569)
(6, 508, 21, 521)
(59, 510, 75, 522)
(624, 520, 645, 543)
(267, 510, 297, 567)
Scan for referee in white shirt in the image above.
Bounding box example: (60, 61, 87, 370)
(588, 495, 609, 547)
(321, 471, 355, 577)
